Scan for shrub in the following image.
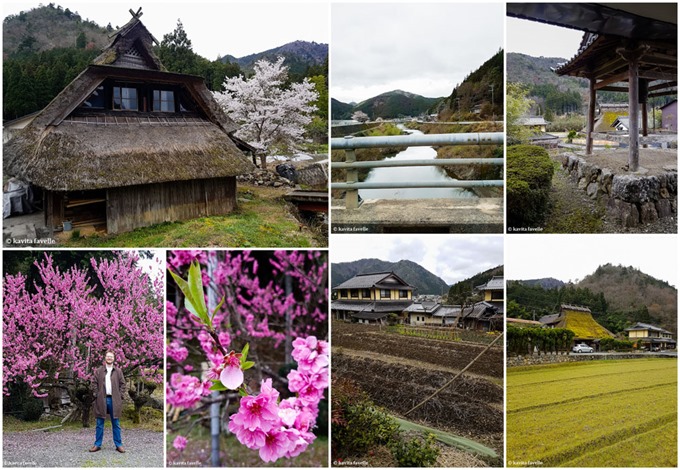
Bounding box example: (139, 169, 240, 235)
(507, 144, 554, 228)
(21, 398, 44, 421)
(599, 337, 635, 351)
(332, 380, 400, 456)
(390, 433, 440, 467)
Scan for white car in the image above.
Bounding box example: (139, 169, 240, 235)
(572, 344, 594, 353)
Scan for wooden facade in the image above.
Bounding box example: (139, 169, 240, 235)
(107, 177, 236, 234)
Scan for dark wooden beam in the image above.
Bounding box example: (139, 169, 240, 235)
(649, 90, 679, 97)
(594, 71, 630, 89)
(638, 71, 677, 81)
(648, 81, 677, 91)
(599, 86, 628, 92)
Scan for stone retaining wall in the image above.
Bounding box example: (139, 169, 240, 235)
(508, 352, 673, 367)
(559, 153, 677, 227)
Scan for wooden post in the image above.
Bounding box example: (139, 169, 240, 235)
(586, 77, 596, 155)
(628, 56, 640, 171)
(345, 148, 359, 209)
(618, 45, 648, 172)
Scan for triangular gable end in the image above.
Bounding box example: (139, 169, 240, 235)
(93, 17, 162, 71)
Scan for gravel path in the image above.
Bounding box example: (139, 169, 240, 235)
(4, 428, 164, 467)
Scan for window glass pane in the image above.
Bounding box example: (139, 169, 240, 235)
(154, 90, 175, 112)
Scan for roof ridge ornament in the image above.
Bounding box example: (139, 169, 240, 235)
(129, 7, 143, 19)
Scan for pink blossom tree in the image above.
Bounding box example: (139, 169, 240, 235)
(166, 250, 328, 466)
(3, 252, 164, 427)
(213, 57, 318, 167)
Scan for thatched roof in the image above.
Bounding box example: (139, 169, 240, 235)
(4, 15, 253, 191)
(5, 118, 253, 191)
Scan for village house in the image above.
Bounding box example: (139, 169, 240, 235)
(661, 100, 677, 132)
(540, 304, 614, 350)
(457, 275, 504, 332)
(405, 297, 461, 326)
(625, 322, 676, 351)
(331, 271, 414, 324)
(3, 10, 255, 234)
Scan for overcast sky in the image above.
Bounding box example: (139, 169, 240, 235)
(507, 16, 584, 60)
(3, 1, 329, 59)
(506, 235, 677, 287)
(331, 3, 503, 103)
(331, 234, 503, 285)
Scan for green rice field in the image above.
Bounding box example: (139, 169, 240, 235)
(507, 358, 677, 467)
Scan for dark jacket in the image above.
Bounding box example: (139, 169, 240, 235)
(93, 365, 126, 419)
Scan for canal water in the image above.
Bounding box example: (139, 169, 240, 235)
(359, 128, 476, 200)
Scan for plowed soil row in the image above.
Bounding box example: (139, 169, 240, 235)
(332, 322, 503, 379)
(333, 353, 503, 438)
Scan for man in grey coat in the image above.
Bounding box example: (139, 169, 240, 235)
(89, 350, 126, 453)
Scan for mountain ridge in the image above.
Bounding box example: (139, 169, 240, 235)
(332, 90, 442, 120)
(331, 258, 449, 295)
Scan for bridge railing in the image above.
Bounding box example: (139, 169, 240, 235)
(331, 132, 504, 209)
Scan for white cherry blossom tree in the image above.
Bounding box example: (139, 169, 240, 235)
(214, 57, 318, 168)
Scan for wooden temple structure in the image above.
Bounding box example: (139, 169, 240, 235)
(508, 3, 677, 172)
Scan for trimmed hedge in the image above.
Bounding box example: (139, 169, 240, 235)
(507, 144, 554, 229)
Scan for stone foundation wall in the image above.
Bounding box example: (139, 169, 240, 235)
(560, 154, 677, 227)
(508, 352, 672, 367)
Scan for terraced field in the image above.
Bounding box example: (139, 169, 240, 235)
(332, 321, 504, 466)
(507, 358, 677, 467)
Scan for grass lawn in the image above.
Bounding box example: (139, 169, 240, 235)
(61, 185, 325, 248)
(507, 359, 677, 467)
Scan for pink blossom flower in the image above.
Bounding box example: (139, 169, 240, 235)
(292, 337, 329, 373)
(259, 428, 290, 463)
(219, 350, 244, 390)
(167, 341, 189, 363)
(287, 369, 328, 405)
(230, 379, 279, 432)
(173, 435, 188, 451)
(167, 373, 207, 409)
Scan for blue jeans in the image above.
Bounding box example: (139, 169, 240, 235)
(94, 396, 122, 448)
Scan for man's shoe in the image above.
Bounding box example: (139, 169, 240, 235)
(116, 447, 126, 453)
(89, 446, 101, 452)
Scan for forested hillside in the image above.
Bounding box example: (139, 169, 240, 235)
(507, 264, 677, 334)
(439, 49, 504, 120)
(446, 265, 504, 305)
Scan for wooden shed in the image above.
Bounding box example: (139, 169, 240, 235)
(3, 11, 255, 234)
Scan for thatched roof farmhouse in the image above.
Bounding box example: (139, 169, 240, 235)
(4, 10, 255, 234)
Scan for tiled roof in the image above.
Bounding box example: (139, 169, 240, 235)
(352, 311, 390, 320)
(476, 276, 504, 291)
(331, 300, 412, 314)
(333, 271, 412, 290)
(625, 322, 674, 335)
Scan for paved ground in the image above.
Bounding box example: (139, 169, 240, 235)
(331, 197, 503, 233)
(3, 428, 164, 467)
